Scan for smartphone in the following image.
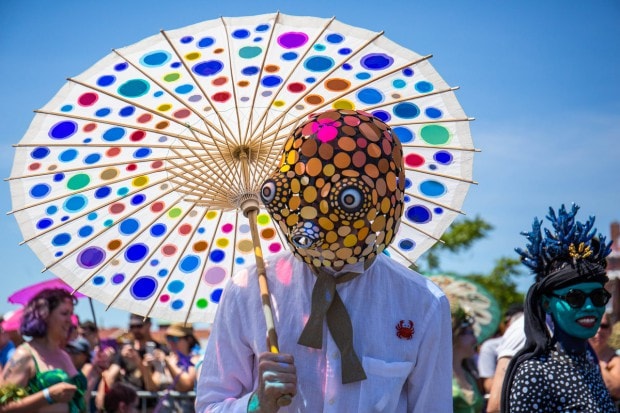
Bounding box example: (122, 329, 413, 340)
(145, 341, 156, 355)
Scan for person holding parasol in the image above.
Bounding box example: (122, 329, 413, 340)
(195, 109, 453, 412)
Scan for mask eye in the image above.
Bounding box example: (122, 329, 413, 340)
(339, 187, 363, 212)
(260, 180, 276, 204)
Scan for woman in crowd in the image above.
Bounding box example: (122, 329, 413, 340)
(501, 204, 616, 412)
(152, 323, 200, 412)
(451, 303, 484, 413)
(0, 288, 93, 413)
(589, 312, 620, 403)
(95, 334, 159, 412)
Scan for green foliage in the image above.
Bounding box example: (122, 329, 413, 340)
(416, 216, 527, 314)
(468, 257, 525, 314)
(421, 216, 493, 272)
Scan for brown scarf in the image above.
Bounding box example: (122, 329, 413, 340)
(297, 259, 375, 384)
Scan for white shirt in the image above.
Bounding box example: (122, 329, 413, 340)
(195, 251, 453, 413)
(477, 336, 502, 378)
(496, 315, 526, 359)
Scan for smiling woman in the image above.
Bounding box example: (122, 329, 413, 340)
(0, 288, 90, 413)
(501, 204, 616, 413)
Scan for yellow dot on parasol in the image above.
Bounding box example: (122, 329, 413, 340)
(333, 99, 354, 110)
(132, 176, 149, 187)
(185, 52, 201, 60)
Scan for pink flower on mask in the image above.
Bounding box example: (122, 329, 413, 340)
(301, 118, 341, 143)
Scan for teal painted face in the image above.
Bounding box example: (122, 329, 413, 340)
(543, 282, 608, 339)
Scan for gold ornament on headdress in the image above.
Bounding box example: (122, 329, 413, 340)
(568, 242, 593, 265)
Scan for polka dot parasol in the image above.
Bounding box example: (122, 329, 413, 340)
(9, 13, 476, 324)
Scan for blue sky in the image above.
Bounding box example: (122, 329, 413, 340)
(1, 0, 618, 328)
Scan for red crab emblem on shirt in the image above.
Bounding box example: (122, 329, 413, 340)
(395, 320, 414, 340)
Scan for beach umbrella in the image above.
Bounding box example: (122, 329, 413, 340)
(9, 13, 475, 353)
(428, 274, 501, 343)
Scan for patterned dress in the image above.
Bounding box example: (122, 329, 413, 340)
(508, 348, 615, 412)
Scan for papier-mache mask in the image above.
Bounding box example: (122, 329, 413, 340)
(261, 109, 405, 270)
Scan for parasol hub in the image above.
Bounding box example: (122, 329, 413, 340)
(238, 194, 260, 218)
(233, 145, 257, 163)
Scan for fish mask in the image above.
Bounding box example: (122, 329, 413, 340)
(261, 109, 405, 271)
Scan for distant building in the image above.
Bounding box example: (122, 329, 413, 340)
(607, 222, 620, 323)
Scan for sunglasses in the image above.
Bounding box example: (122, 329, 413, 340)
(600, 323, 611, 329)
(66, 347, 89, 356)
(549, 288, 611, 308)
(129, 324, 144, 329)
(166, 335, 185, 343)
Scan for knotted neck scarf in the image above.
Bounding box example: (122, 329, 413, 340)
(297, 258, 376, 384)
(501, 261, 608, 412)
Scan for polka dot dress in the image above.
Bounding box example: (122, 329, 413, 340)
(508, 348, 616, 412)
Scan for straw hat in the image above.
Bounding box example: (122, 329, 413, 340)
(166, 323, 196, 341)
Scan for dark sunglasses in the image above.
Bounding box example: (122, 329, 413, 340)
(600, 323, 611, 329)
(66, 347, 89, 356)
(166, 335, 186, 343)
(129, 324, 144, 329)
(549, 288, 611, 308)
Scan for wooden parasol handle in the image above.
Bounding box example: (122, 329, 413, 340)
(245, 206, 292, 407)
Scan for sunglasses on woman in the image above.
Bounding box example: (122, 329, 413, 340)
(166, 335, 185, 343)
(549, 288, 611, 308)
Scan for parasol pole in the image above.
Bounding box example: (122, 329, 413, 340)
(238, 151, 280, 353)
(239, 151, 292, 407)
(244, 205, 280, 353)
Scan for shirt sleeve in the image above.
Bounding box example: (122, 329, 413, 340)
(194, 275, 259, 413)
(497, 315, 526, 359)
(477, 338, 499, 378)
(407, 294, 453, 412)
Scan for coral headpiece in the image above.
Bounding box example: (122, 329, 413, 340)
(515, 203, 611, 287)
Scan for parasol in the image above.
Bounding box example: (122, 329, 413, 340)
(427, 274, 500, 342)
(9, 13, 475, 332)
(1, 308, 24, 332)
(8, 277, 99, 332)
(8, 278, 86, 305)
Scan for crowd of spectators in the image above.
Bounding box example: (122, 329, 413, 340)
(0, 288, 202, 413)
(2, 284, 619, 413)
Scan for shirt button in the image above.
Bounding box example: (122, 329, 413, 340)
(332, 352, 339, 359)
(329, 398, 335, 405)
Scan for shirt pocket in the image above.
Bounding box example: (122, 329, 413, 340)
(358, 357, 413, 413)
